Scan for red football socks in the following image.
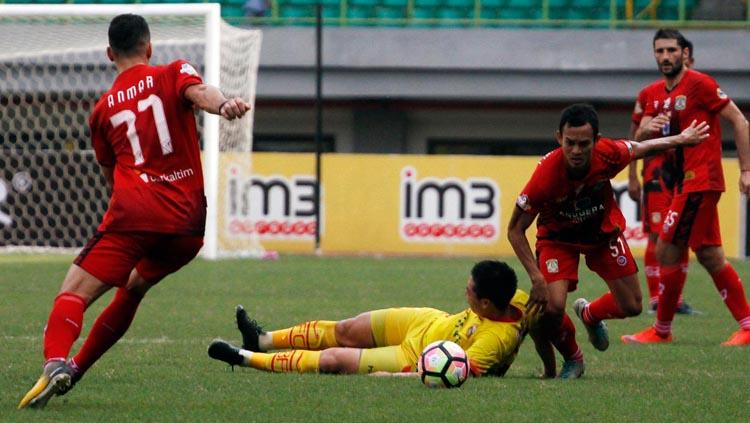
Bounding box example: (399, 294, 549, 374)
(656, 264, 687, 321)
(543, 313, 582, 362)
(644, 239, 661, 303)
(585, 292, 627, 323)
(72, 288, 143, 375)
(43, 293, 86, 362)
(711, 262, 750, 328)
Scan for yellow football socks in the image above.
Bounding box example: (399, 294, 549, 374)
(249, 350, 321, 373)
(270, 320, 339, 350)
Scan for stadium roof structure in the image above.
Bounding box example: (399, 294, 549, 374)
(254, 27, 750, 104)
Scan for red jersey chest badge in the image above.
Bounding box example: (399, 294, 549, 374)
(675, 95, 687, 111)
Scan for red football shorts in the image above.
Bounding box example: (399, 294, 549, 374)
(641, 156, 673, 234)
(536, 233, 638, 291)
(75, 232, 204, 287)
(659, 191, 722, 250)
(642, 188, 672, 234)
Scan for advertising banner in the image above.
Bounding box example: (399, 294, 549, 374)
(224, 153, 743, 258)
(321, 154, 533, 255)
(218, 153, 317, 253)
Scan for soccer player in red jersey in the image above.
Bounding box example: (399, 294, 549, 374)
(508, 103, 708, 376)
(18, 14, 251, 409)
(622, 29, 750, 346)
(627, 40, 695, 315)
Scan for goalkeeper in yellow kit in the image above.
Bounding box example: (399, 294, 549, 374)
(208, 260, 557, 377)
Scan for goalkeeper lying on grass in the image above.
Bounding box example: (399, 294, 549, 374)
(208, 260, 574, 379)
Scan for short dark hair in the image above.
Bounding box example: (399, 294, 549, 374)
(558, 103, 599, 137)
(684, 38, 694, 59)
(653, 28, 689, 50)
(471, 260, 517, 310)
(108, 14, 150, 57)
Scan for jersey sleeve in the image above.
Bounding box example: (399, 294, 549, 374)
(695, 73, 731, 114)
(599, 138, 633, 176)
(643, 91, 658, 118)
(89, 108, 115, 167)
(171, 60, 204, 101)
(631, 89, 647, 125)
(465, 333, 517, 377)
(516, 158, 552, 215)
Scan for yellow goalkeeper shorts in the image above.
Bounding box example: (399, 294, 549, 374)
(362, 307, 447, 373)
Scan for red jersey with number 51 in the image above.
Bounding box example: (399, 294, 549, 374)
(516, 138, 634, 246)
(89, 60, 206, 235)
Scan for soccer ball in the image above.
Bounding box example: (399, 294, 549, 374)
(417, 340, 470, 388)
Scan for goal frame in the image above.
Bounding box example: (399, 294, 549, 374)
(0, 3, 226, 259)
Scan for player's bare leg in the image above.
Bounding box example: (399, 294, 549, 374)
(59, 264, 113, 304)
(541, 280, 585, 376)
(605, 274, 643, 316)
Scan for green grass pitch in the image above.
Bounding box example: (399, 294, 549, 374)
(1, 254, 749, 422)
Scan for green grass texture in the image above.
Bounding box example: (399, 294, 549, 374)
(2, 254, 749, 422)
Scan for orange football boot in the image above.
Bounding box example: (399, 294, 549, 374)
(721, 329, 750, 346)
(621, 327, 672, 344)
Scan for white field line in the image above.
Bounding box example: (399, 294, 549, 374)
(2, 335, 200, 345)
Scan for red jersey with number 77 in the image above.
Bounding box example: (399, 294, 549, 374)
(642, 68, 730, 194)
(89, 60, 206, 235)
(515, 138, 634, 246)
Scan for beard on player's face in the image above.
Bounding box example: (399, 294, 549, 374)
(660, 57, 683, 77)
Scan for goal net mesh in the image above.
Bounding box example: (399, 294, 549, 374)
(0, 8, 264, 258)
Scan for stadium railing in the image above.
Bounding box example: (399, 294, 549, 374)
(225, 0, 749, 28)
(2, 0, 747, 28)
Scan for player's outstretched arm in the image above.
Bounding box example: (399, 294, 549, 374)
(719, 101, 750, 194)
(184, 84, 251, 121)
(626, 121, 642, 202)
(630, 119, 709, 160)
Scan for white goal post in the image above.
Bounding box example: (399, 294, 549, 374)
(0, 4, 264, 259)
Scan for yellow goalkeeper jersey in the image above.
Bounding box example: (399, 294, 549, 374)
(415, 289, 532, 376)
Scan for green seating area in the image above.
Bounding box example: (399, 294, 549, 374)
(265, 0, 701, 26)
(0, 0, 705, 26)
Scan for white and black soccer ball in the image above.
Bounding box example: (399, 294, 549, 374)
(417, 340, 470, 388)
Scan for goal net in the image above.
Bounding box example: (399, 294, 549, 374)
(0, 4, 265, 259)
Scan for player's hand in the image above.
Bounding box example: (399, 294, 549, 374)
(526, 277, 548, 317)
(219, 97, 251, 120)
(644, 113, 670, 135)
(679, 120, 710, 145)
(739, 170, 750, 195)
(627, 177, 641, 202)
